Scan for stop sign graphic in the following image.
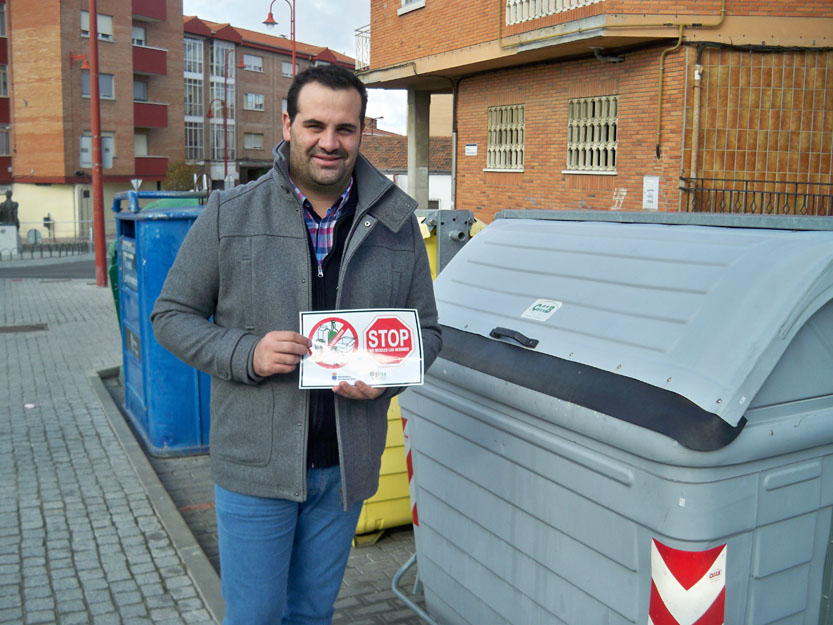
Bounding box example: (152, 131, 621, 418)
(365, 317, 413, 366)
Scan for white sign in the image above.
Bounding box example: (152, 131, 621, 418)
(643, 176, 660, 210)
(465, 144, 478, 156)
(299, 309, 424, 389)
(521, 299, 563, 322)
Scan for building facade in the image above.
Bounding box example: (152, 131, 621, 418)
(7, 0, 184, 239)
(183, 17, 355, 189)
(358, 0, 833, 221)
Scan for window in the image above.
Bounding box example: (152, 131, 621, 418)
(185, 121, 204, 161)
(486, 104, 524, 171)
(282, 99, 288, 114)
(80, 11, 114, 41)
(281, 61, 298, 77)
(211, 42, 235, 79)
(79, 133, 115, 168)
(82, 71, 115, 100)
(184, 38, 204, 74)
(133, 80, 148, 102)
(0, 4, 6, 38)
(0, 65, 7, 97)
(244, 133, 264, 150)
(211, 124, 235, 161)
(210, 82, 234, 116)
(566, 95, 618, 173)
(132, 26, 146, 46)
(398, 0, 426, 15)
(134, 132, 148, 157)
(184, 78, 203, 117)
(243, 54, 263, 72)
(244, 93, 265, 111)
(0, 125, 9, 156)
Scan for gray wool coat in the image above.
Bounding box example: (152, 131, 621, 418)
(150, 142, 441, 509)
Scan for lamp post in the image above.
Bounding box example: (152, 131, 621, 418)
(70, 0, 107, 287)
(264, 0, 296, 77)
(207, 49, 243, 187)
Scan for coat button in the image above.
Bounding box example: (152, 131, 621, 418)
(364, 220, 371, 227)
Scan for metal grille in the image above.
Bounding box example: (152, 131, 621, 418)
(566, 95, 617, 172)
(505, 0, 603, 25)
(682, 178, 833, 216)
(355, 24, 370, 71)
(487, 105, 524, 170)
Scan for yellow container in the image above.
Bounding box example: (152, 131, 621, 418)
(355, 212, 482, 537)
(354, 396, 412, 536)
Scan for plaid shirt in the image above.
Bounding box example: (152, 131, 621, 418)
(294, 178, 354, 276)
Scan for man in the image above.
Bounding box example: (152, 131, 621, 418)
(150, 65, 441, 624)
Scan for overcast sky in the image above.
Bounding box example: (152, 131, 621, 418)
(181, 0, 408, 135)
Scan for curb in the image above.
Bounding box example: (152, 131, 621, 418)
(89, 366, 225, 624)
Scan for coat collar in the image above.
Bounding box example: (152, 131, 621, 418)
(272, 141, 417, 233)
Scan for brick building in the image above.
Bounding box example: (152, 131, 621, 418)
(183, 17, 354, 188)
(6, 0, 184, 239)
(357, 0, 833, 221)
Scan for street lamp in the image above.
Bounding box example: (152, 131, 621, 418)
(264, 0, 296, 77)
(70, 0, 107, 287)
(207, 49, 244, 187)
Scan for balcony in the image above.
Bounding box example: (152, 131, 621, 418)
(355, 24, 370, 71)
(133, 45, 167, 76)
(505, 0, 603, 25)
(133, 101, 167, 128)
(132, 0, 166, 21)
(135, 156, 169, 178)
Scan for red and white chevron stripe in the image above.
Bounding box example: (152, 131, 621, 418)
(649, 540, 726, 625)
(401, 415, 418, 526)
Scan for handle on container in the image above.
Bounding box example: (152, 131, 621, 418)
(489, 327, 539, 349)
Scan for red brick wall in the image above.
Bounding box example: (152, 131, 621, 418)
(455, 45, 687, 221)
(370, 0, 833, 71)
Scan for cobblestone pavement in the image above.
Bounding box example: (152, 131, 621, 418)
(1, 272, 429, 625)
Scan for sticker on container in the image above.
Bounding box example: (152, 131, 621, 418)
(649, 539, 726, 625)
(521, 299, 562, 322)
(299, 309, 424, 389)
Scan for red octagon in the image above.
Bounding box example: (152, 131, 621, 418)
(365, 316, 413, 366)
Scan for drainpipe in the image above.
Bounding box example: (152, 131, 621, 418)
(655, 24, 684, 159)
(690, 62, 704, 180)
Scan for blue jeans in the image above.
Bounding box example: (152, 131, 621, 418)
(215, 466, 363, 625)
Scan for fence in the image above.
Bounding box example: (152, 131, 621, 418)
(0, 218, 95, 261)
(680, 178, 833, 217)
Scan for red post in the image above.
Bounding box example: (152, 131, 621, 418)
(289, 0, 295, 77)
(88, 0, 107, 287)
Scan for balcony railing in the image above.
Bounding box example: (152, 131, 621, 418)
(505, 0, 603, 25)
(355, 24, 370, 71)
(681, 178, 833, 217)
(134, 101, 167, 128)
(133, 45, 167, 76)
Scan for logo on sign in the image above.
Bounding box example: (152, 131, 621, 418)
(307, 317, 359, 369)
(521, 299, 563, 322)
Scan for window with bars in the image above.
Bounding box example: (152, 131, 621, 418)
(185, 121, 204, 161)
(566, 95, 618, 173)
(184, 38, 203, 75)
(184, 78, 203, 117)
(486, 104, 524, 171)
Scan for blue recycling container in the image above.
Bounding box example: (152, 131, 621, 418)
(113, 190, 209, 457)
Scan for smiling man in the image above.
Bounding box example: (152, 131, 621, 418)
(151, 65, 441, 625)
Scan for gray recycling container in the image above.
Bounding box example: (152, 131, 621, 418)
(399, 210, 833, 625)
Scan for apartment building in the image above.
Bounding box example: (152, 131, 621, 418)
(7, 0, 184, 239)
(358, 0, 833, 220)
(183, 17, 355, 189)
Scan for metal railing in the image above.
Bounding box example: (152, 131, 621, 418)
(681, 178, 833, 217)
(505, 0, 603, 25)
(355, 24, 370, 71)
(0, 239, 93, 262)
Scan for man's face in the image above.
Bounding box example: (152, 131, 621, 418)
(282, 82, 363, 199)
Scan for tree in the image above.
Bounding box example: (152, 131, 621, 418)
(162, 162, 205, 191)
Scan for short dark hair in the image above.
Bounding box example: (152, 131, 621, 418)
(286, 65, 367, 126)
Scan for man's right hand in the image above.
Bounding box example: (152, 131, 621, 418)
(252, 331, 312, 377)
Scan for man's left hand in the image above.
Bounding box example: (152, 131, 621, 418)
(332, 380, 384, 400)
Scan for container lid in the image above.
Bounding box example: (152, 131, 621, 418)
(434, 212, 833, 428)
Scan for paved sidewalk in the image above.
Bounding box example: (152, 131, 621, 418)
(0, 273, 428, 625)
